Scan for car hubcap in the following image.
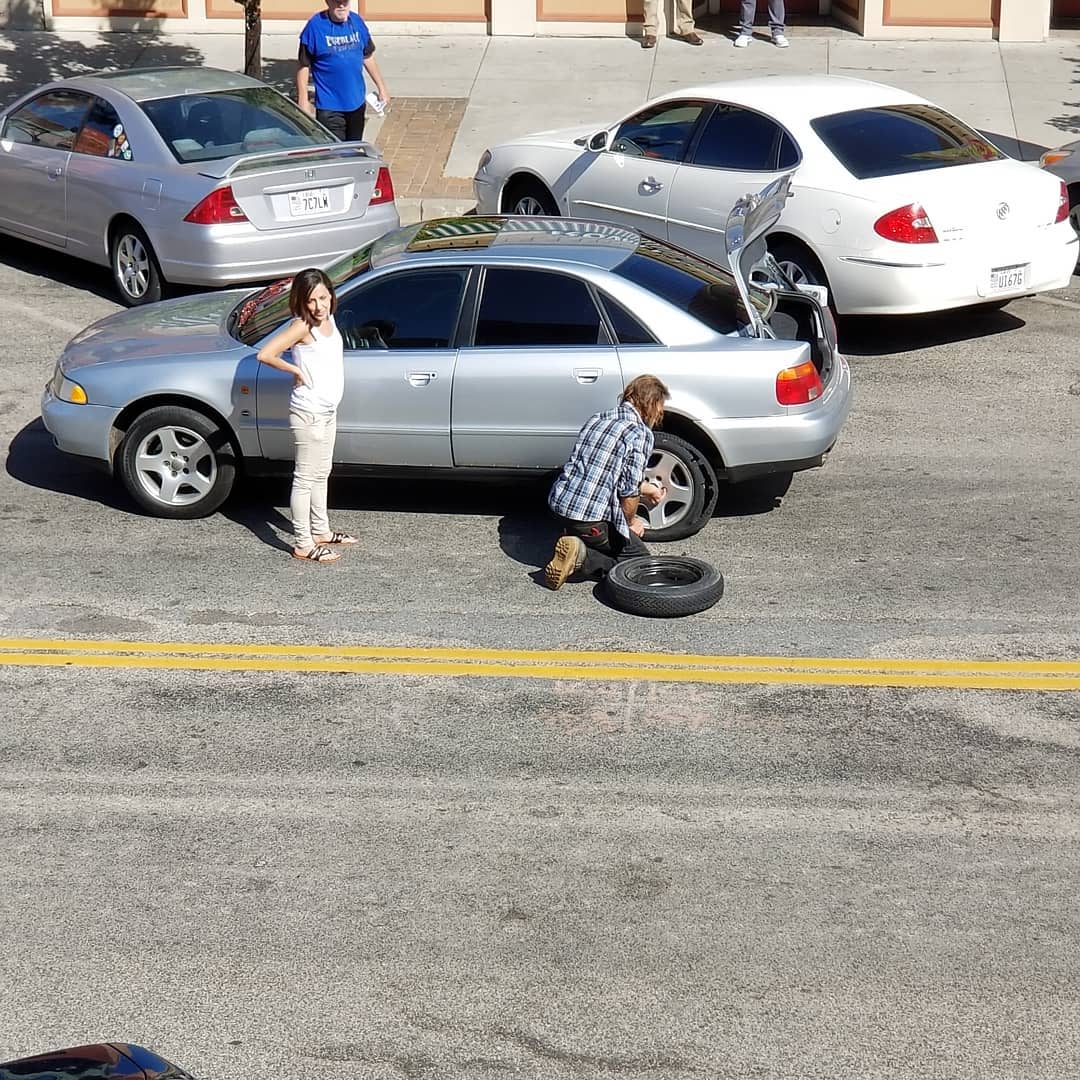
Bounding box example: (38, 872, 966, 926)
(134, 425, 217, 506)
(513, 195, 546, 215)
(639, 449, 695, 531)
(117, 234, 150, 299)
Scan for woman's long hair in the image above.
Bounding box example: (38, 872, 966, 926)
(288, 268, 337, 324)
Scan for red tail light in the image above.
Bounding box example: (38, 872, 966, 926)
(184, 186, 248, 224)
(370, 166, 395, 206)
(874, 202, 938, 244)
(1054, 180, 1069, 224)
(776, 360, 823, 406)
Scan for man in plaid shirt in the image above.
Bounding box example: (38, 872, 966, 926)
(545, 375, 670, 591)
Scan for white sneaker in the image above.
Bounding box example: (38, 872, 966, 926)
(733, 33, 751, 47)
(772, 31, 789, 47)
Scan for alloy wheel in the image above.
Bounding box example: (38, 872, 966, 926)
(116, 233, 151, 300)
(513, 195, 547, 215)
(133, 424, 218, 507)
(639, 449, 695, 532)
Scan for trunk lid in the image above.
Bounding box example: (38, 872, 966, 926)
(197, 144, 383, 232)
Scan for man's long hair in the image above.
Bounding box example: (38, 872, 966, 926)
(621, 374, 670, 429)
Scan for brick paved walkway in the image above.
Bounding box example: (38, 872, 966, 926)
(374, 97, 475, 201)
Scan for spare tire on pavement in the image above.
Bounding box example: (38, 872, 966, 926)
(604, 556, 724, 618)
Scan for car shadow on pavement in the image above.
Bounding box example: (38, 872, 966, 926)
(2, 235, 119, 304)
(838, 306, 1026, 356)
(6, 419, 132, 511)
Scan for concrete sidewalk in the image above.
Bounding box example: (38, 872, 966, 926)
(2, 22, 1080, 220)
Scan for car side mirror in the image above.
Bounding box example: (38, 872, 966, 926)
(587, 131, 609, 153)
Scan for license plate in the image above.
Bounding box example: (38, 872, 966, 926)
(288, 187, 331, 217)
(988, 263, 1030, 293)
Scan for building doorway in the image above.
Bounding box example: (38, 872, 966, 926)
(1054, 0, 1080, 18)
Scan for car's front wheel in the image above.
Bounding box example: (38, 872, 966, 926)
(639, 431, 718, 542)
(111, 221, 165, 306)
(118, 405, 236, 519)
(502, 178, 559, 216)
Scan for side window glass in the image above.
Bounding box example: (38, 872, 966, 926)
(691, 105, 784, 171)
(475, 269, 606, 347)
(73, 97, 133, 159)
(2, 90, 92, 151)
(337, 269, 467, 350)
(612, 101, 706, 163)
(599, 293, 657, 345)
(777, 131, 799, 170)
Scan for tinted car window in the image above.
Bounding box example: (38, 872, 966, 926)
(691, 105, 786, 171)
(614, 239, 768, 334)
(475, 269, 606, 347)
(73, 97, 132, 159)
(778, 131, 799, 170)
(811, 104, 1004, 180)
(337, 269, 467, 350)
(612, 101, 706, 162)
(3, 89, 92, 151)
(598, 293, 657, 345)
(140, 86, 335, 163)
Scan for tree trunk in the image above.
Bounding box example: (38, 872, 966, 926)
(243, 0, 262, 78)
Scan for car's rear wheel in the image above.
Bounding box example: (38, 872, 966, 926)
(768, 238, 831, 295)
(118, 405, 236, 519)
(502, 178, 559, 216)
(639, 431, 718, 542)
(111, 221, 165, 307)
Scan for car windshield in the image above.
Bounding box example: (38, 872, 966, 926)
(231, 243, 379, 345)
(811, 104, 1004, 180)
(614, 239, 767, 335)
(140, 86, 335, 164)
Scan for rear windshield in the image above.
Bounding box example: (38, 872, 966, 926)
(811, 104, 1004, 180)
(140, 86, 335, 163)
(613, 239, 767, 335)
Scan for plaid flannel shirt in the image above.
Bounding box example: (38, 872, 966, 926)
(548, 401, 653, 539)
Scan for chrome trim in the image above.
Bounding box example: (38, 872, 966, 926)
(839, 256, 948, 269)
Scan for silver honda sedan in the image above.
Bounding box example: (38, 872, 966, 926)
(0, 67, 398, 306)
(41, 181, 851, 542)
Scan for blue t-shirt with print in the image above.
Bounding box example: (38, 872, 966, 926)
(299, 11, 371, 112)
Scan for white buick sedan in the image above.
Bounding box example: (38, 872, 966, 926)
(474, 75, 1078, 316)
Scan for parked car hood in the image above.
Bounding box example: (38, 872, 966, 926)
(62, 291, 250, 371)
(499, 123, 598, 150)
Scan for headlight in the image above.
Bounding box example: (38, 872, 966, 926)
(1040, 148, 1073, 169)
(51, 368, 88, 404)
(476, 149, 492, 173)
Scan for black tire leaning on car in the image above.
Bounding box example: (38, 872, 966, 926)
(110, 219, 166, 307)
(641, 430, 719, 543)
(502, 177, 559, 216)
(605, 556, 724, 618)
(118, 405, 237, 519)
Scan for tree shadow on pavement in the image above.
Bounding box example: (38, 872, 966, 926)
(0, 7, 204, 108)
(838, 306, 1026, 357)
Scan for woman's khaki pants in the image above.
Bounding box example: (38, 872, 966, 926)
(289, 408, 337, 549)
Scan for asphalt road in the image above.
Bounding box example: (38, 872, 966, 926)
(1, 238, 1078, 1079)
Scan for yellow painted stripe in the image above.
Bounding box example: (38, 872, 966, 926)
(0, 637, 1078, 677)
(1, 646, 1078, 691)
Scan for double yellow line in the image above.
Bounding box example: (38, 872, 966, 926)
(0, 637, 1078, 691)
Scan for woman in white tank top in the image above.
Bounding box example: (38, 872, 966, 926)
(257, 268, 356, 563)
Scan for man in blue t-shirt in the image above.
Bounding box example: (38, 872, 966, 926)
(296, 0, 391, 142)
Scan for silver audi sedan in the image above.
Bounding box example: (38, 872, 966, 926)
(41, 180, 852, 542)
(0, 67, 398, 306)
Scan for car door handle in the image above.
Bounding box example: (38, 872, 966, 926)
(407, 371, 436, 386)
(574, 368, 601, 384)
(640, 176, 663, 193)
(46, 165, 63, 179)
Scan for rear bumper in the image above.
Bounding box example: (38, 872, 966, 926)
(155, 204, 400, 286)
(703, 354, 852, 473)
(827, 223, 1078, 315)
(41, 386, 119, 468)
